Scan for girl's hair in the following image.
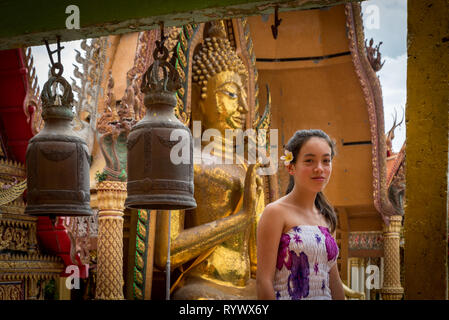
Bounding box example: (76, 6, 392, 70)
(284, 129, 337, 233)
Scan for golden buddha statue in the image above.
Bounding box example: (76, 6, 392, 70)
(154, 21, 263, 299)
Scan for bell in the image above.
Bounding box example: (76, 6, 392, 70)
(25, 63, 92, 217)
(125, 45, 196, 210)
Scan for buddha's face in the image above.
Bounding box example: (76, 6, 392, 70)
(199, 71, 248, 134)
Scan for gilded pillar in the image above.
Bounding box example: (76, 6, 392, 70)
(381, 215, 403, 300)
(56, 277, 71, 300)
(95, 181, 127, 300)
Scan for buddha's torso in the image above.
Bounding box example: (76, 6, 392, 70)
(175, 23, 254, 291)
(185, 157, 251, 287)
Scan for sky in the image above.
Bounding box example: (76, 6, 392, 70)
(30, 0, 407, 152)
(361, 0, 407, 152)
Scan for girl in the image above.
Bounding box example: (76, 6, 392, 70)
(257, 129, 345, 300)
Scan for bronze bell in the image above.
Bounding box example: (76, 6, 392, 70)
(25, 63, 92, 217)
(125, 45, 196, 210)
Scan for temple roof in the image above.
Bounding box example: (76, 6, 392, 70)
(0, 49, 34, 164)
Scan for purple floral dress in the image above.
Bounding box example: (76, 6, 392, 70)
(274, 225, 339, 300)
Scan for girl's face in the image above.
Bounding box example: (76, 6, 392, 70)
(287, 137, 333, 193)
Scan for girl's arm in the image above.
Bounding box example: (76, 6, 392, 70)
(256, 204, 283, 300)
(329, 263, 345, 300)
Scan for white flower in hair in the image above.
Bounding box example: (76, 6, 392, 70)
(280, 150, 293, 166)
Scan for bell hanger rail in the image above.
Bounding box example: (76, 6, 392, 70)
(0, 0, 350, 50)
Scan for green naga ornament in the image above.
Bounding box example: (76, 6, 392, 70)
(96, 71, 137, 182)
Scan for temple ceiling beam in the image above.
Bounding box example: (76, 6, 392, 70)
(0, 0, 362, 50)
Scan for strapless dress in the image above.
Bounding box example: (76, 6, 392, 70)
(274, 225, 339, 300)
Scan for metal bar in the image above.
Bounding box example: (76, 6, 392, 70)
(165, 210, 171, 300)
(256, 51, 351, 62)
(342, 141, 372, 146)
(0, 0, 361, 50)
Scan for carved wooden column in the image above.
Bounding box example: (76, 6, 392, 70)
(381, 215, 403, 300)
(95, 181, 127, 300)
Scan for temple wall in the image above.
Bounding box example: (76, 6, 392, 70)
(111, 33, 139, 99)
(248, 6, 375, 211)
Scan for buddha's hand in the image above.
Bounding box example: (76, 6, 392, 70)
(243, 163, 263, 217)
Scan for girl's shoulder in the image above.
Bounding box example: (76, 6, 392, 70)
(263, 197, 288, 214)
(260, 197, 289, 224)
(258, 201, 286, 239)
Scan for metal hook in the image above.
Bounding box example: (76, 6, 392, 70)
(271, 6, 282, 40)
(156, 21, 167, 54)
(44, 36, 65, 76)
